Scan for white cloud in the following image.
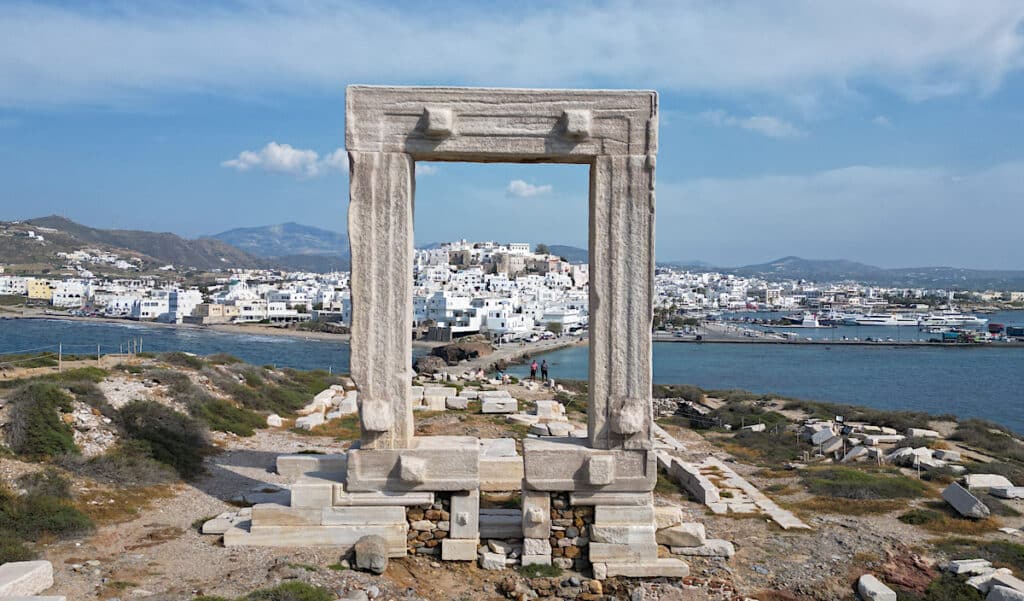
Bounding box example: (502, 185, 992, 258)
(658, 161, 1024, 268)
(1, 2, 1023, 108)
(699, 110, 806, 138)
(416, 163, 439, 176)
(507, 180, 553, 198)
(222, 142, 346, 178)
(872, 115, 893, 127)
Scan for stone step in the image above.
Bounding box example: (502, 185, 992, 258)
(276, 454, 348, 479)
(594, 505, 655, 525)
(224, 521, 407, 555)
(588, 542, 659, 562)
(595, 558, 690, 580)
(251, 503, 406, 527)
(334, 490, 435, 507)
(589, 524, 657, 545)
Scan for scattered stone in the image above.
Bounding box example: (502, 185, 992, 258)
(266, 414, 283, 427)
(964, 474, 1014, 490)
(479, 551, 506, 570)
(655, 523, 706, 547)
(0, 561, 54, 597)
(670, 539, 735, 558)
(354, 535, 388, 574)
(943, 482, 991, 519)
(988, 586, 1024, 601)
(991, 487, 1024, 500)
(858, 574, 897, 601)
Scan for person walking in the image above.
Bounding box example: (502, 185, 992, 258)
(540, 359, 549, 381)
(530, 360, 538, 381)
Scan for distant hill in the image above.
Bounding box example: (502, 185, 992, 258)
(725, 256, 1024, 290)
(548, 244, 588, 264)
(212, 223, 348, 258)
(272, 253, 350, 273)
(23, 216, 261, 270)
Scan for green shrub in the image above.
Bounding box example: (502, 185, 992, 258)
(728, 429, 805, 464)
(5, 382, 79, 459)
(0, 530, 35, 563)
(898, 508, 944, 525)
(898, 573, 984, 601)
(119, 401, 211, 479)
(65, 380, 118, 421)
(207, 353, 243, 365)
(194, 398, 265, 437)
(0, 482, 93, 543)
(935, 539, 1024, 572)
(951, 420, 1024, 462)
(519, 563, 564, 578)
(159, 352, 207, 370)
(242, 581, 334, 601)
(60, 441, 178, 487)
(17, 469, 72, 498)
(801, 467, 926, 500)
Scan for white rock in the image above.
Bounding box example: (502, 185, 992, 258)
(294, 413, 325, 431)
(988, 585, 1024, 601)
(943, 483, 990, 519)
(991, 487, 1024, 500)
(858, 574, 897, 601)
(0, 561, 54, 597)
(479, 551, 507, 570)
(655, 523, 706, 547)
(266, 414, 283, 427)
(654, 505, 683, 530)
(965, 474, 1014, 490)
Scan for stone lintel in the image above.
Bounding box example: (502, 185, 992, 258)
(346, 436, 480, 492)
(522, 438, 655, 492)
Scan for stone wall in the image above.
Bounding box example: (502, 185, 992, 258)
(550, 493, 592, 571)
(406, 496, 451, 556)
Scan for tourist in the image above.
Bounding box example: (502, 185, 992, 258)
(530, 359, 538, 381)
(541, 359, 549, 380)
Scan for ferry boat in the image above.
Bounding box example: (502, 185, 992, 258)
(854, 313, 920, 327)
(919, 311, 989, 328)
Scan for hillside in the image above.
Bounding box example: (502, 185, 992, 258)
(25, 216, 261, 270)
(548, 244, 588, 264)
(726, 256, 1024, 290)
(212, 222, 348, 258)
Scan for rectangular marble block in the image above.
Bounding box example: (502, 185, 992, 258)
(226, 522, 406, 555)
(291, 477, 335, 508)
(441, 538, 479, 561)
(570, 492, 653, 506)
(522, 490, 551, 539)
(480, 508, 523, 539)
(276, 454, 348, 479)
(480, 456, 524, 492)
(599, 559, 690, 579)
(333, 489, 435, 507)
(523, 437, 656, 492)
(588, 542, 659, 562)
(594, 505, 655, 525)
(0, 561, 53, 597)
(346, 436, 480, 492)
(449, 489, 480, 539)
(482, 399, 518, 414)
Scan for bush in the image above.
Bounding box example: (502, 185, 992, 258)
(0, 530, 35, 563)
(18, 469, 72, 498)
(0, 481, 93, 544)
(194, 398, 265, 437)
(728, 429, 806, 465)
(5, 382, 79, 459)
(801, 467, 926, 500)
(159, 352, 207, 370)
(899, 573, 984, 601)
(119, 401, 211, 479)
(207, 353, 243, 365)
(950, 420, 1024, 462)
(242, 581, 334, 601)
(936, 539, 1024, 572)
(898, 508, 944, 525)
(60, 441, 178, 487)
(520, 563, 564, 578)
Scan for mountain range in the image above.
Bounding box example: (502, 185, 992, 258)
(3, 217, 1022, 288)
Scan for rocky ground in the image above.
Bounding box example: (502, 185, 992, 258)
(3, 359, 1023, 600)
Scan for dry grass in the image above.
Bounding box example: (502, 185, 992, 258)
(303, 415, 360, 440)
(899, 502, 1002, 536)
(74, 484, 176, 524)
(785, 496, 908, 516)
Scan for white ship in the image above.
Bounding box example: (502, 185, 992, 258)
(919, 311, 989, 328)
(854, 313, 920, 326)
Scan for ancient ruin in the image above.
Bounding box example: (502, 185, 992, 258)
(227, 85, 683, 577)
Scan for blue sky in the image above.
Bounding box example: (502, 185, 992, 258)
(1, 1, 1023, 268)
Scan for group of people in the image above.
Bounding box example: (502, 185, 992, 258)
(529, 359, 548, 381)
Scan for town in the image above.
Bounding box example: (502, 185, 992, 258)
(3, 237, 1024, 345)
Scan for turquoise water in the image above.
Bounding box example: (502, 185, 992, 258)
(2, 317, 1023, 432)
(507, 341, 1024, 433)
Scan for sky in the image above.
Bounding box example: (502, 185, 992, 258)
(1, 1, 1023, 269)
